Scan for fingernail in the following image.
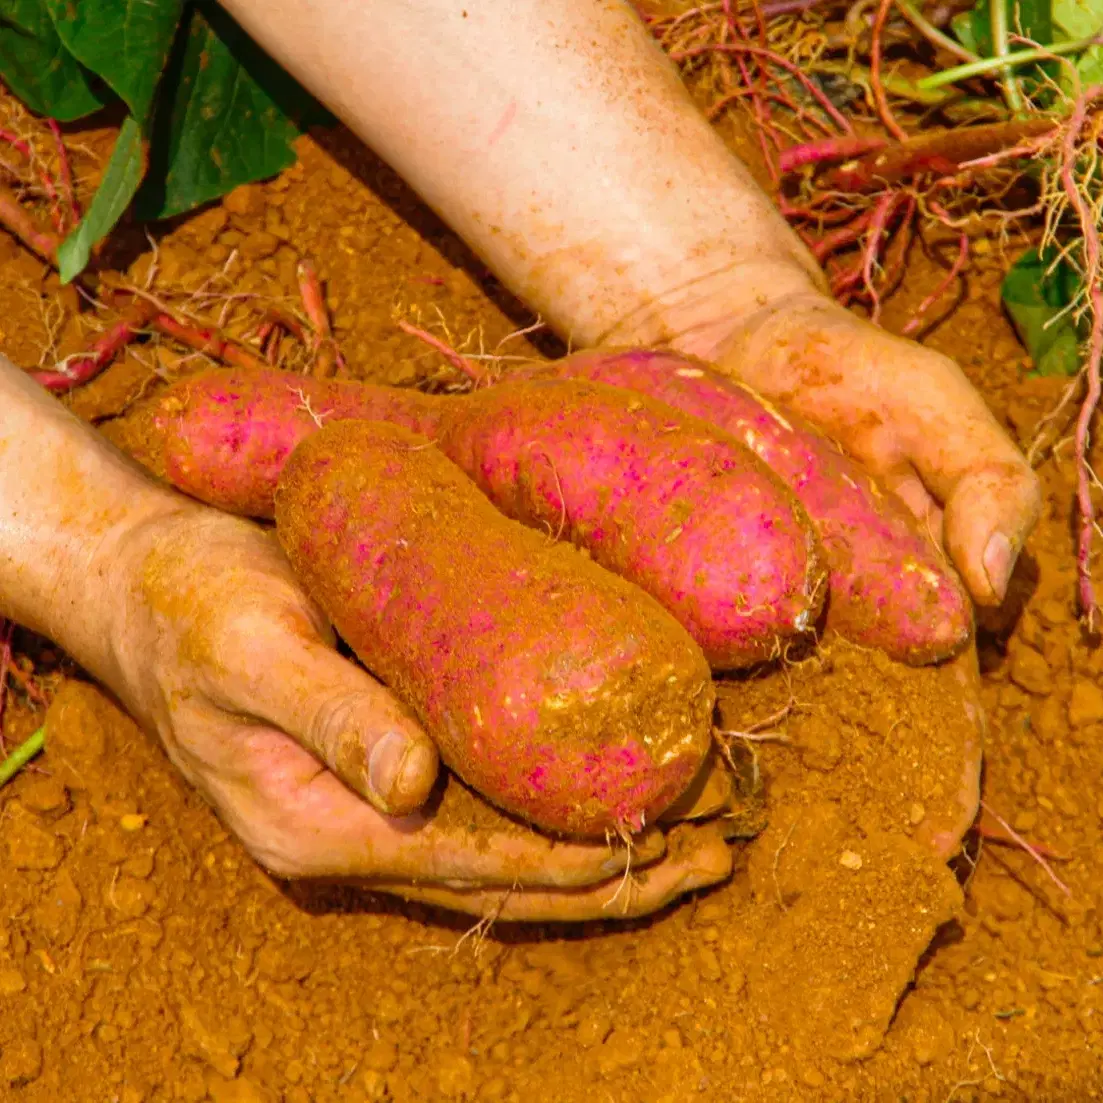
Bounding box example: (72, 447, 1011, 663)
(983, 532, 1016, 601)
(367, 731, 415, 810)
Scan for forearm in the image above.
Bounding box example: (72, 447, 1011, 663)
(218, 0, 824, 353)
(0, 358, 183, 676)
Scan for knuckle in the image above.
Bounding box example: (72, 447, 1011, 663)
(302, 690, 368, 766)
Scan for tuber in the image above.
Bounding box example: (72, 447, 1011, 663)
(274, 419, 714, 838)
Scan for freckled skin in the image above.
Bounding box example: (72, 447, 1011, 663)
(499, 348, 974, 665)
(275, 419, 715, 838)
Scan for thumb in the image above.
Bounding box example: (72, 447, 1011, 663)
(235, 635, 440, 816)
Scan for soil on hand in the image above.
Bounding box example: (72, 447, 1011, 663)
(0, 86, 1101, 1103)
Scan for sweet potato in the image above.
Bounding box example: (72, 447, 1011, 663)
(274, 419, 714, 838)
(154, 373, 442, 517)
(155, 369, 826, 669)
(496, 348, 973, 666)
(434, 376, 825, 669)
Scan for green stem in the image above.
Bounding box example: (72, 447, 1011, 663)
(917, 32, 1103, 90)
(0, 726, 46, 788)
(990, 0, 1026, 114)
(816, 61, 956, 104)
(894, 0, 980, 65)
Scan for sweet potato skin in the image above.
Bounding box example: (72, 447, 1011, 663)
(436, 377, 825, 669)
(153, 371, 442, 517)
(502, 348, 973, 666)
(274, 420, 715, 838)
(156, 369, 825, 669)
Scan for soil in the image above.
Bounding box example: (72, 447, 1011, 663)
(1, 63, 1102, 1103)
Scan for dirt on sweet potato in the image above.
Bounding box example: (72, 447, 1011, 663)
(273, 418, 714, 838)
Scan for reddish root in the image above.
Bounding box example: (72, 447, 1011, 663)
(902, 230, 969, 336)
(870, 0, 909, 143)
(669, 42, 854, 134)
(779, 135, 888, 175)
(0, 182, 60, 263)
(297, 259, 346, 379)
(0, 127, 67, 233)
(978, 801, 1073, 897)
(4, 657, 48, 708)
(1074, 289, 1103, 630)
(152, 311, 271, 373)
(46, 118, 79, 227)
(823, 118, 1058, 193)
(31, 298, 159, 392)
(860, 191, 907, 324)
(397, 319, 480, 379)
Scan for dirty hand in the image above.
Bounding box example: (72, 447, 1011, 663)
(104, 506, 733, 919)
(0, 360, 731, 921)
(702, 290, 1042, 608)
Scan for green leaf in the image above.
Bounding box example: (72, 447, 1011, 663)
(951, 10, 981, 52)
(56, 114, 146, 283)
(965, 0, 1055, 56)
(0, 0, 110, 120)
(134, 2, 329, 220)
(1051, 0, 1103, 88)
(43, 0, 184, 120)
(1001, 246, 1085, 376)
(964, 0, 1058, 96)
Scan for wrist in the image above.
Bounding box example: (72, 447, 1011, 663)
(0, 358, 192, 681)
(595, 251, 827, 364)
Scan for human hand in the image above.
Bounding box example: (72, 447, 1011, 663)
(100, 505, 732, 920)
(707, 289, 1041, 608)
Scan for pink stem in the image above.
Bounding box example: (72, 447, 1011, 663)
(397, 320, 479, 378)
(902, 231, 969, 336)
(779, 135, 888, 175)
(32, 300, 158, 392)
(46, 118, 79, 225)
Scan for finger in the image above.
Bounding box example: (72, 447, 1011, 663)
(373, 827, 734, 921)
(219, 603, 439, 816)
(914, 649, 984, 860)
(720, 293, 1040, 606)
(658, 750, 734, 823)
(868, 339, 1040, 606)
(205, 723, 667, 888)
(877, 467, 945, 550)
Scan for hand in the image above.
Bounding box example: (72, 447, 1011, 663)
(706, 289, 1042, 608)
(101, 505, 733, 920)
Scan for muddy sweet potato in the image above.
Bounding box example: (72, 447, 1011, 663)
(155, 369, 826, 669)
(497, 348, 973, 666)
(274, 419, 714, 838)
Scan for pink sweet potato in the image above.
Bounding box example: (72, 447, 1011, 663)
(434, 377, 825, 669)
(154, 369, 826, 669)
(274, 419, 714, 838)
(496, 348, 973, 666)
